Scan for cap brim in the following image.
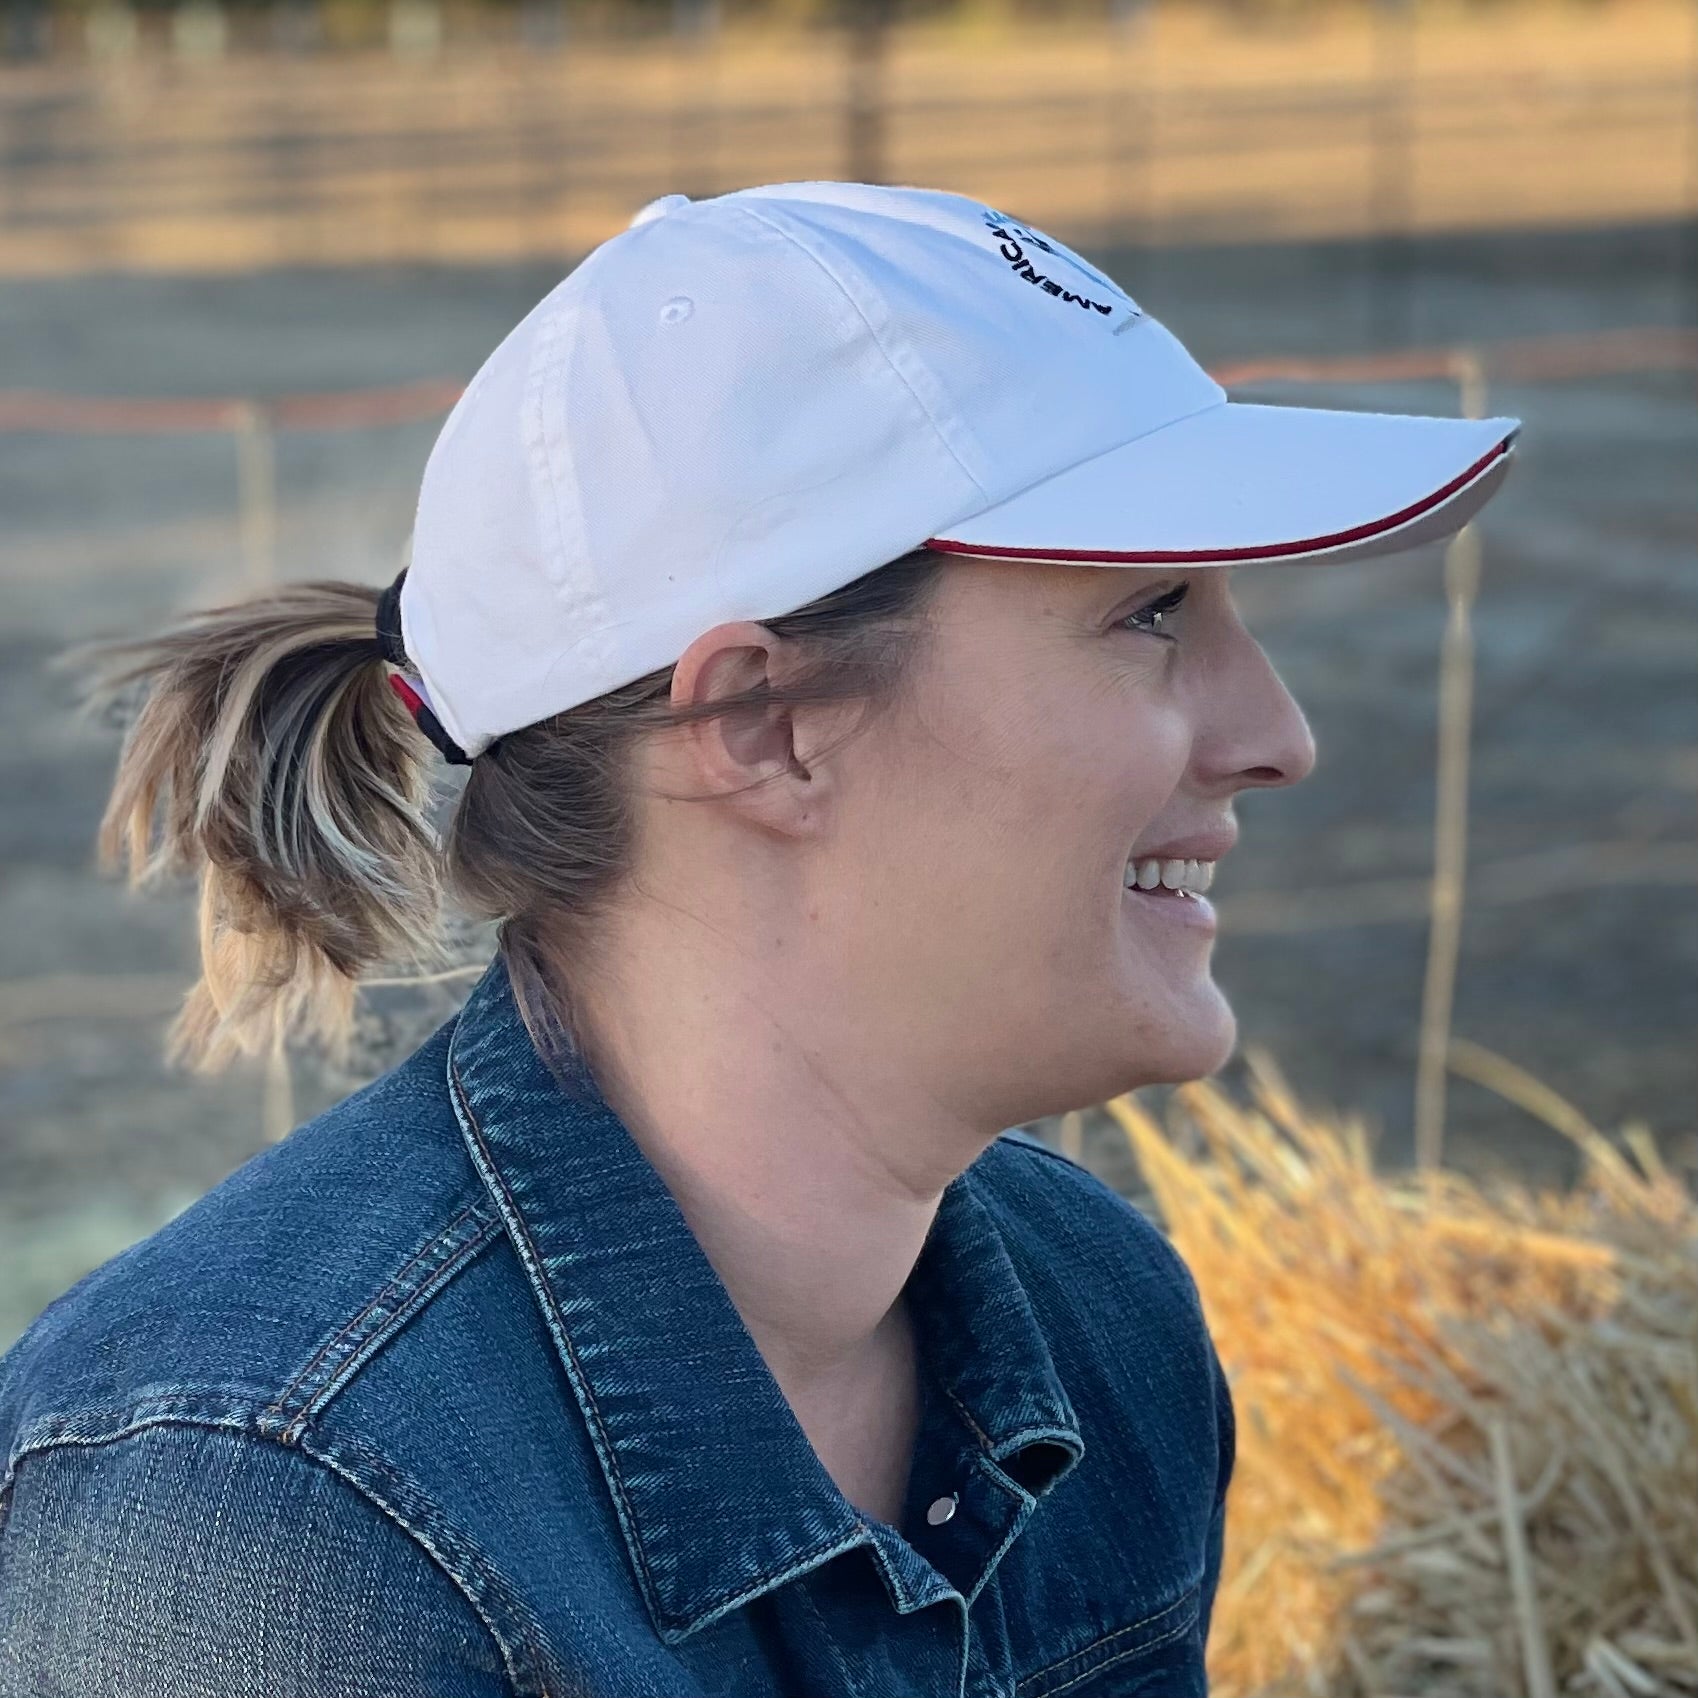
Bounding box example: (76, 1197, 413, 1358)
(924, 401, 1520, 568)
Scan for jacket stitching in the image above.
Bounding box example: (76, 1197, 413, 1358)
(670, 1526, 877, 1638)
(294, 1425, 540, 1695)
(260, 1195, 498, 1445)
(447, 1053, 669, 1625)
(6, 1393, 271, 1498)
(1018, 1602, 1195, 1698)
(1, 1414, 527, 1697)
(938, 1377, 995, 1452)
(282, 1209, 504, 1445)
(1015, 1583, 1200, 1698)
(962, 1498, 1033, 1618)
(447, 1053, 867, 1641)
(267, 1195, 484, 1416)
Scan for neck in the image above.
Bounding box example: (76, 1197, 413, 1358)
(565, 920, 993, 1391)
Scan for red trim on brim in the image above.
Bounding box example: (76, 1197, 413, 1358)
(922, 434, 1515, 565)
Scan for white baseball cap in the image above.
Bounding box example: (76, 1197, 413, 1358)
(393, 180, 1520, 761)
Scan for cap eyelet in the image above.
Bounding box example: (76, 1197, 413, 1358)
(660, 296, 695, 324)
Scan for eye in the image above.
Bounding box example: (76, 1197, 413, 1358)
(1117, 581, 1190, 640)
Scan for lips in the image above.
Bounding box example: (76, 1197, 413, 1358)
(1128, 827, 1238, 864)
(1122, 879, 1218, 932)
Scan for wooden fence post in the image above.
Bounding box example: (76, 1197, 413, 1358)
(1413, 346, 1487, 1174)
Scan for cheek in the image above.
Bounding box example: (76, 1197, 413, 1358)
(969, 740, 1186, 938)
(1041, 704, 1194, 865)
(853, 742, 1058, 943)
(877, 656, 1191, 897)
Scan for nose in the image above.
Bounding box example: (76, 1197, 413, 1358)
(1250, 673, 1316, 791)
(1206, 631, 1319, 796)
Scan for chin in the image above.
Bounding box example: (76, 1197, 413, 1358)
(1139, 1051, 1230, 1090)
(1135, 1000, 1237, 1088)
(1025, 1017, 1234, 1124)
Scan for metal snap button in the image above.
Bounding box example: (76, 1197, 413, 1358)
(925, 1493, 958, 1526)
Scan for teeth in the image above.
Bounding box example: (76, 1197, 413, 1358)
(1124, 856, 1215, 895)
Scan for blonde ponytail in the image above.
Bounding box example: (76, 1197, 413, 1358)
(51, 578, 454, 1076)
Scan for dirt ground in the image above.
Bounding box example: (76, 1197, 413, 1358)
(1, 216, 1694, 1351)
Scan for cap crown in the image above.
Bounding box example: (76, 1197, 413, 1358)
(403, 181, 1224, 757)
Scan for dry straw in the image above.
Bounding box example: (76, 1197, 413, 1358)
(1104, 1042, 1697, 1698)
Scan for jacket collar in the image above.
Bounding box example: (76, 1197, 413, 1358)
(446, 951, 1083, 1641)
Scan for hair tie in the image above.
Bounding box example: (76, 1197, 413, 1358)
(374, 568, 410, 668)
(374, 568, 473, 766)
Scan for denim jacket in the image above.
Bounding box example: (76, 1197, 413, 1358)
(0, 951, 1234, 1698)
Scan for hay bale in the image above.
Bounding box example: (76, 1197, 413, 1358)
(1103, 1045, 1698, 1698)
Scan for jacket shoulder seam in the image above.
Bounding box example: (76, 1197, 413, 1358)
(261, 1193, 504, 1446)
(293, 1423, 543, 1694)
(1, 1412, 533, 1696)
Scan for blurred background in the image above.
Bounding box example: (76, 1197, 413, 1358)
(1, 0, 1694, 1353)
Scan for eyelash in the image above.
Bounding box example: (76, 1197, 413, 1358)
(1117, 582, 1191, 640)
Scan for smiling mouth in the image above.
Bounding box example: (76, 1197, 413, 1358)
(1121, 859, 1218, 930)
(1124, 857, 1216, 898)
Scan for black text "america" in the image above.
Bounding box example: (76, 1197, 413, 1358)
(982, 219, 1133, 320)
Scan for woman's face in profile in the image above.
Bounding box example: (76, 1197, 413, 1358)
(827, 555, 1319, 1121)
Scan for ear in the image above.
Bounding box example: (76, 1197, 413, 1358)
(660, 621, 845, 838)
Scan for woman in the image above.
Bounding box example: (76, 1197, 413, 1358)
(0, 182, 1517, 1697)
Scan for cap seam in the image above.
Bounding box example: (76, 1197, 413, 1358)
(530, 292, 617, 683)
(734, 201, 990, 509)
